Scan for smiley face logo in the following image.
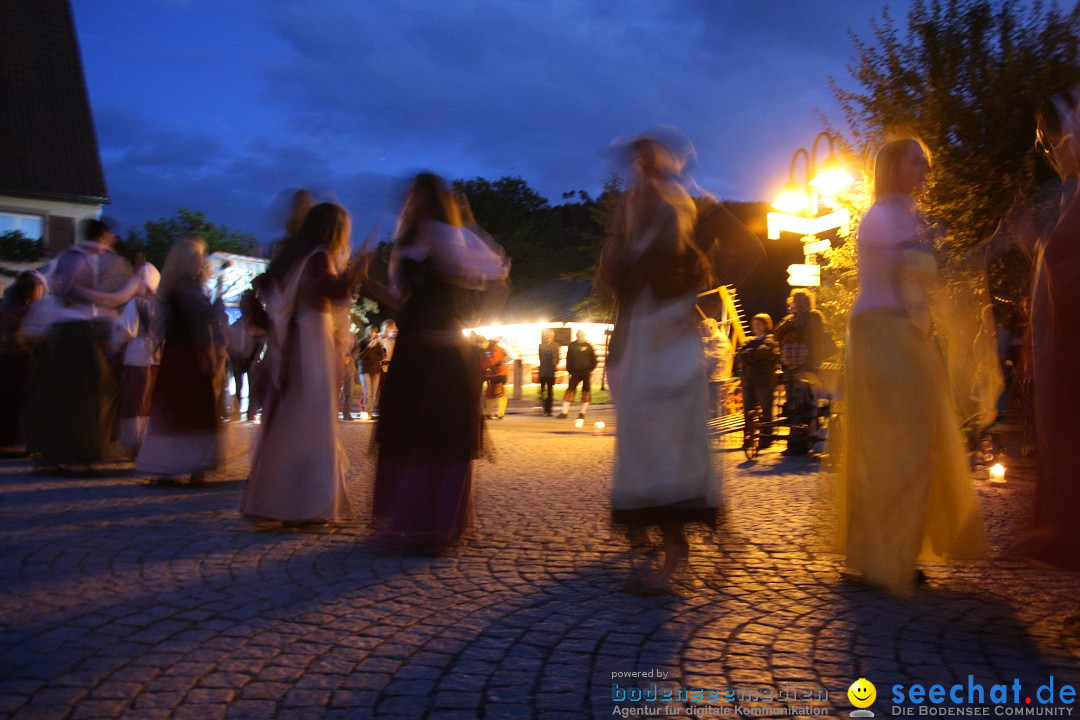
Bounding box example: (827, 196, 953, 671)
(848, 678, 877, 709)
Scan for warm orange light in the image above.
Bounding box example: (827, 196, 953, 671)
(988, 463, 1006, 483)
(809, 160, 855, 197)
(772, 182, 811, 214)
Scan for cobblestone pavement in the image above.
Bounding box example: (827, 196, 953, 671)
(2, 406, 1079, 720)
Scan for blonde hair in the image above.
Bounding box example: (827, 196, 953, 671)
(159, 236, 207, 299)
(873, 137, 931, 200)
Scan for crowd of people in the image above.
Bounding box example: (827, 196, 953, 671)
(1, 95, 1078, 592)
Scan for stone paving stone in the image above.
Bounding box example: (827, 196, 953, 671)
(2, 415, 1079, 720)
(69, 698, 131, 719)
(173, 703, 228, 719)
(223, 699, 276, 718)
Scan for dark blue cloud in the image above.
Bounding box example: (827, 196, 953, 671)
(74, 0, 923, 242)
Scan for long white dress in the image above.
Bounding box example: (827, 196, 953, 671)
(240, 250, 350, 522)
(606, 184, 718, 527)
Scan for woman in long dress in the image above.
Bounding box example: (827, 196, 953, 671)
(599, 136, 719, 592)
(1025, 87, 1080, 569)
(364, 172, 508, 552)
(136, 238, 223, 484)
(836, 137, 987, 596)
(241, 202, 365, 524)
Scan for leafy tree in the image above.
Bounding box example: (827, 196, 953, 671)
(0, 230, 47, 262)
(454, 176, 601, 293)
(123, 209, 257, 268)
(571, 173, 625, 319)
(819, 0, 1080, 336)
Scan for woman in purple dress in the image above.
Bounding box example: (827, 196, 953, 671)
(364, 172, 508, 552)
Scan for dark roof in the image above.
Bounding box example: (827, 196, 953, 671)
(501, 279, 594, 323)
(0, 0, 108, 204)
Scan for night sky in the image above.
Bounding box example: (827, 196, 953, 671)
(72, 0, 917, 245)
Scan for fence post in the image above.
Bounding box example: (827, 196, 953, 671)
(513, 359, 523, 400)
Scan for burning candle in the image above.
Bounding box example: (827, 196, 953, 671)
(574, 418, 585, 428)
(988, 463, 1006, 483)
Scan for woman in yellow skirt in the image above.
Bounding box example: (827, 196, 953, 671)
(836, 137, 987, 597)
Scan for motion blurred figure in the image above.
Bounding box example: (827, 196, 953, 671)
(364, 172, 508, 552)
(112, 261, 162, 452)
(136, 238, 223, 485)
(241, 203, 366, 523)
(1026, 85, 1080, 569)
(481, 337, 510, 419)
(27, 219, 139, 469)
(700, 317, 732, 420)
(836, 137, 987, 596)
(0, 271, 46, 452)
(227, 290, 268, 422)
(599, 135, 718, 593)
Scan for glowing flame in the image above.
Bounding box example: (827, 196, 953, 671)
(988, 463, 1006, 483)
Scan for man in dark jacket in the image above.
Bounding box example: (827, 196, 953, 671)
(537, 329, 560, 416)
(558, 330, 598, 420)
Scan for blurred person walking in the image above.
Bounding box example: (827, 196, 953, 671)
(363, 172, 508, 552)
(701, 317, 733, 419)
(835, 137, 987, 596)
(241, 203, 366, 523)
(27, 219, 140, 469)
(1025, 86, 1080, 569)
(481, 337, 510, 419)
(599, 135, 718, 593)
(112, 261, 162, 453)
(136, 238, 223, 485)
(227, 290, 268, 422)
(0, 272, 47, 453)
(339, 331, 360, 421)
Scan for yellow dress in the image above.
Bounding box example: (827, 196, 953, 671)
(835, 246, 987, 596)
